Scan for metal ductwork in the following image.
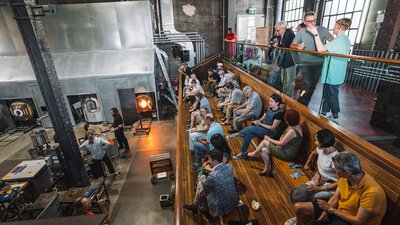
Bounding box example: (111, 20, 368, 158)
(155, 0, 205, 65)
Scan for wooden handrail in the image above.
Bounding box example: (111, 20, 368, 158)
(191, 51, 224, 71)
(174, 70, 183, 225)
(225, 40, 400, 65)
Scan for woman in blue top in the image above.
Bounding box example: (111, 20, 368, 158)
(307, 18, 352, 120)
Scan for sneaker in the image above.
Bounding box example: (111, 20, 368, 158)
(183, 204, 198, 214)
(226, 133, 239, 140)
(321, 112, 333, 118)
(284, 217, 297, 225)
(233, 152, 247, 160)
(329, 116, 339, 124)
(227, 129, 238, 134)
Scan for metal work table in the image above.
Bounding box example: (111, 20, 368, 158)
(1, 214, 107, 225)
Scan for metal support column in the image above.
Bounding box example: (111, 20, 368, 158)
(9, 0, 89, 187)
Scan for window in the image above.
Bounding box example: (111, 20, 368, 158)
(322, 0, 366, 45)
(283, 0, 304, 30)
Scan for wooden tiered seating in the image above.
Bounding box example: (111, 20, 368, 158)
(181, 98, 306, 225)
(179, 61, 400, 225)
(223, 61, 400, 225)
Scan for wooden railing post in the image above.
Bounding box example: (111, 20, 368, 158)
(174, 72, 184, 225)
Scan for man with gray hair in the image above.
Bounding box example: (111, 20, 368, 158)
(286, 151, 387, 225)
(228, 86, 262, 133)
(273, 21, 296, 97)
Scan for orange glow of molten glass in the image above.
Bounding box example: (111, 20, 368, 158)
(139, 99, 148, 109)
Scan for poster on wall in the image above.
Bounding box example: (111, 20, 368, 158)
(256, 27, 269, 46)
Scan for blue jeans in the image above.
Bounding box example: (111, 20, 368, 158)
(239, 125, 274, 153)
(322, 84, 340, 115)
(193, 142, 211, 164)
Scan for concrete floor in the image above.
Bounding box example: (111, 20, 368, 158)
(0, 119, 177, 225)
(111, 120, 176, 225)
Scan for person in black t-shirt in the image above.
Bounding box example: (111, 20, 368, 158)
(110, 107, 130, 158)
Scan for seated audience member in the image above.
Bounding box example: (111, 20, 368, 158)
(214, 70, 227, 95)
(216, 62, 224, 71)
(183, 150, 240, 217)
(207, 68, 221, 97)
(189, 74, 201, 86)
(183, 75, 191, 96)
(227, 69, 240, 86)
(218, 82, 244, 125)
(303, 129, 339, 200)
(229, 94, 285, 160)
(189, 92, 211, 129)
(188, 107, 210, 151)
(75, 197, 111, 224)
(215, 76, 233, 103)
(210, 134, 231, 163)
(286, 152, 387, 225)
(192, 114, 224, 168)
(229, 86, 263, 133)
(79, 130, 120, 179)
(248, 109, 302, 176)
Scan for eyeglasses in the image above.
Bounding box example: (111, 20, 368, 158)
(305, 19, 316, 23)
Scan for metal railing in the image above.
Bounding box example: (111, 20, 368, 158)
(346, 49, 400, 92)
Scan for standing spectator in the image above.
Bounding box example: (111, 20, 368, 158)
(110, 107, 130, 158)
(307, 18, 352, 121)
(267, 33, 281, 64)
(291, 11, 333, 106)
(229, 86, 263, 133)
(286, 152, 387, 225)
(79, 130, 120, 178)
(273, 21, 296, 97)
(224, 27, 236, 59)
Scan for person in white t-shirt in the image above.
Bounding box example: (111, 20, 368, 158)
(304, 129, 339, 199)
